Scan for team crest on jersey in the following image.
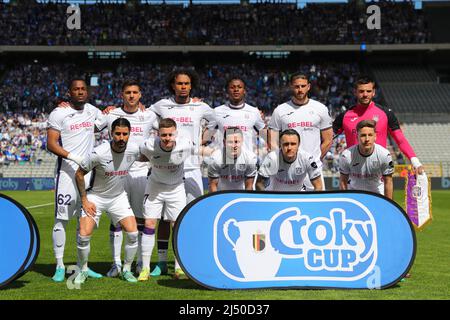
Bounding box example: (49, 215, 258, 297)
(238, 164, 246, 171)
(127, 155, 134, 163)
(139, 115, 145, 122)
(373, 115, 379, 122)
(295, 167, 303, 175)
(372, 161, 380, 168)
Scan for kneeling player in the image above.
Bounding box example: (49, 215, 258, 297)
(339, 120, 394, 199)
(138, 118, 201, 280)
(256, 129, 323, 191)
(74, 118, 141, 284)
(208, 127, 257, 192)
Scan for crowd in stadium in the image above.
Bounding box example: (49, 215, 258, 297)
(0, 112, 48, 165)
(0, 1, 429, 45)
(0, 61, 359, 114)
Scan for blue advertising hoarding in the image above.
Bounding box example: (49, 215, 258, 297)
(0, 178, 54, 191)
(174, 191, 416, 290)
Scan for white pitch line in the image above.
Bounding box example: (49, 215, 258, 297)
(26, 202, 54, 209)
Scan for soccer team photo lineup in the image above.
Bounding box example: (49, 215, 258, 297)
(0, 0, 449, 300)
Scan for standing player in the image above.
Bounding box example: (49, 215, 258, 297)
(74, 118, 140, 284)
(339, 120, 394, 199)
(148, 69, 214, 276)
(332, 75, 424, 175)
(268, 73, 333, 191)
(207, 77, 265, 153)
(137, 119, 202, 280)
(46, 79, 103, 282)
(95, 79, 158, 278)
(208, 127, 257, 192)
(256, 129, 323, 191)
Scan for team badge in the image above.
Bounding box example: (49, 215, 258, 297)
(238, 164, 246, 171)
(373, 115, 379, 122)
(127, 155, 134, 162)
(139, 115, 144, 122)
(295, 167, 303, 175)
(372, 161, 379, 168)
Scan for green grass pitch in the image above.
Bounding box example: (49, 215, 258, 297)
(0, 190, 449, 300)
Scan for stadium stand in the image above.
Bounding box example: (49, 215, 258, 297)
(0, 1, 430, 45)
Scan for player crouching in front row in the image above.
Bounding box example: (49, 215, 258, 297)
(256, 129, 323, 192)
(338, 119, 394, 199)
(75, 118, 142, 284)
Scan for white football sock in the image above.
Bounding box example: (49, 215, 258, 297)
(141, 228, 155, 270)
(123, 231, 138, 273)
(52, 219, 68, 268)
(109, 224, 123, 266)
(77, 234, 91, 272)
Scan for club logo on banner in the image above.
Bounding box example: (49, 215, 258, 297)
(405, 171, 432, 230)
(174, 191, 416, 290)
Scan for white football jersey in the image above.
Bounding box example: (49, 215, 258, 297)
(208, 148, 257, 191)
(47, 103, 101, 171)
(149, 97, 213, 170)
(339, 143, 394, 194)
(80, 142, 140, 198)
(208, 103, 265, 153)
(95, 107, 157, 173)
(268, 99, 332, 166)
(259, 149, 321, 192)
(140, 136, 194, 186)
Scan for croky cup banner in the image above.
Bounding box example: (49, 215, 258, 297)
(0, 193, 40, 289)
(174, 191, 416, 290)
(405, 172, 432, 231)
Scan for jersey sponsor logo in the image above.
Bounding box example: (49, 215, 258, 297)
(170, 116, 193, 123)
(174, 191, 415, 289)
(70, 122, 93, 131)
(105, 170, 128, 177)
(130, 127, 144, 133)
(223, 125, 248, 132)
(223, 115, 231, 119)
(287, 121, 313, 129)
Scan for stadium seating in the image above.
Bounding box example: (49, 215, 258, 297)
(0, 1, 429, 45)
(401, 123, 450, 176)
(0, 149, 56, 178)
(373, 65, 450, 113)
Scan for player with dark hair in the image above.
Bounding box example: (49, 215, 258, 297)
(46, 79, 103, 282)
(256, 129, 323, 191)
(148, 69, 214, 277)
(95, 79, 157, 278)
(339, 119, 394, 199)
(268, 72, 333, 191)
(208, 127, 257, 192)
(207, 76, 265, 154)
(74, 117, 141, 284)
(333, 75, 424, 175)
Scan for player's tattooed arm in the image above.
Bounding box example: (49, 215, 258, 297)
(75, 167, 96, 216)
